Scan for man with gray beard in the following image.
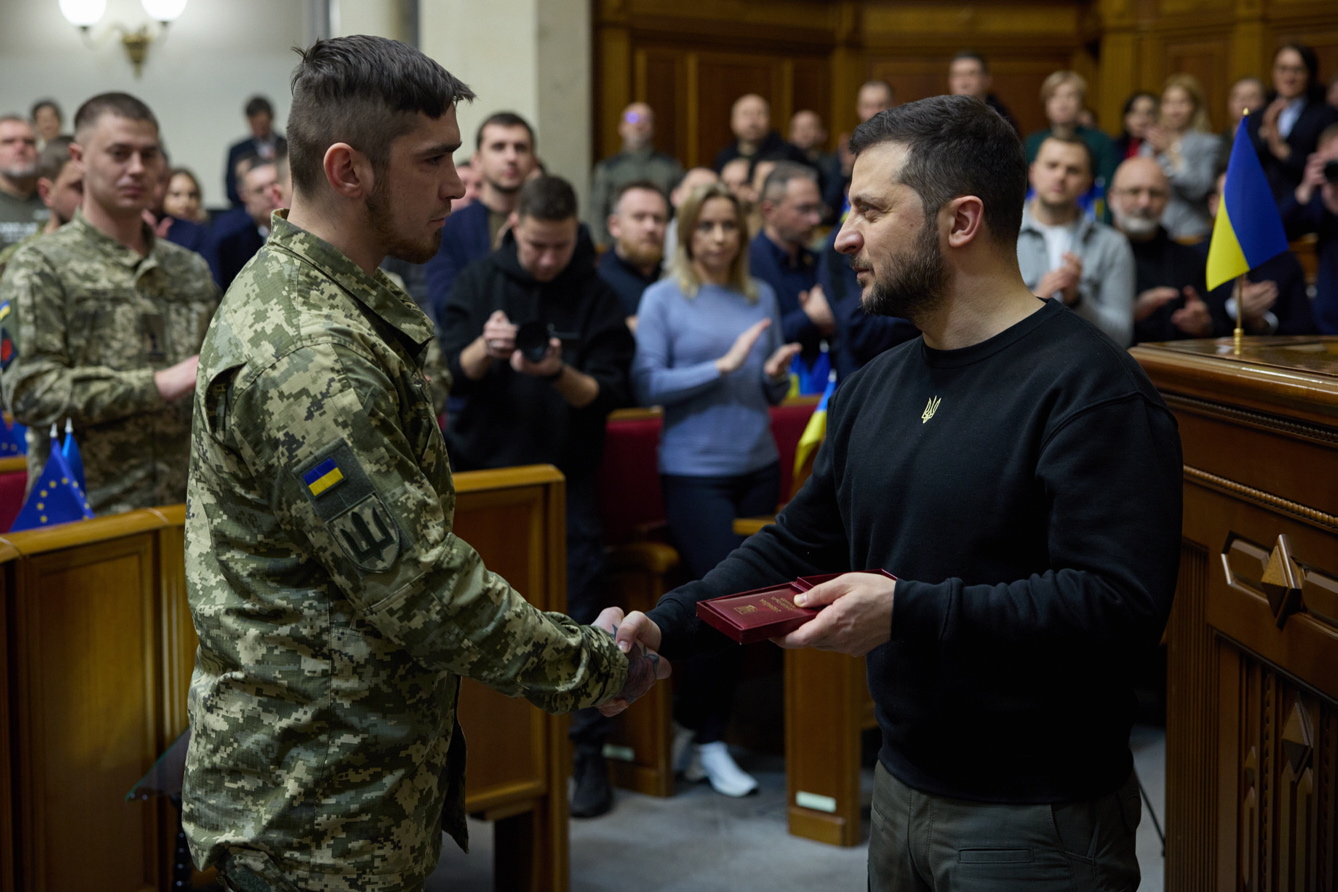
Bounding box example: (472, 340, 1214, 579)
(0, 115, 47, 249)
(1108, 155, 1222, 343)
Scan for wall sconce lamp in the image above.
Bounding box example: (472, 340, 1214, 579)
(58, 0, 188, 77)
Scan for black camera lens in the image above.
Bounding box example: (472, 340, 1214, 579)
(1324, 159, 1338, 185)
(515, 321, 552, 364)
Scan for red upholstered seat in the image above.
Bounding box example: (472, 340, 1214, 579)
(0, 463, 28, 533)
(597, 409, 665, 547)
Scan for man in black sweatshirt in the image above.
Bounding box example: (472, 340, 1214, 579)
(440, 175, 634, 819)
(605, 95, 1182, 890)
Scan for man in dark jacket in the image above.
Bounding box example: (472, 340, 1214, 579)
(439, 174, 634, 819)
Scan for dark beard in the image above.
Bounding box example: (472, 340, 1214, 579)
(366, 181, 440, 265)
(860, 217, 949, 323)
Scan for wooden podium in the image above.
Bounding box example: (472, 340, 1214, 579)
(1131, 338, 1338, 892)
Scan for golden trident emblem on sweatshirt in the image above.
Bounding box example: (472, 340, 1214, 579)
(921, 396, 942, 423)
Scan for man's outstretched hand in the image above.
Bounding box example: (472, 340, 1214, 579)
(594, 608, 667, 716)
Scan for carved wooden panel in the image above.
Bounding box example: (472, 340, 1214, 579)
(1220, 649, 1337, 892)
(0, 549, 13, 892)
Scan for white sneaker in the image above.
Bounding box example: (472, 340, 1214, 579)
(694, 741, 758, 797)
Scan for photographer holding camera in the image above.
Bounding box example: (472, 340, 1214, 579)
(441, 174, 635, 817)
(1281, 122, 1338, 333)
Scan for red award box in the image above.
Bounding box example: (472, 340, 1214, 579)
(696, 570, 896, 644)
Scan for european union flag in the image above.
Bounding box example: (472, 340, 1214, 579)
(10, 430, 93, 532)
(1206, 115, 1291, 291)
(0, 413, 25, 457)
(62, 418, 86, 494)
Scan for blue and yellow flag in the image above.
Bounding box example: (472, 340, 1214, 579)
(793, 372, 837, 482)
(10, 430, 93, 532)
(1206, 116, 1291, 291)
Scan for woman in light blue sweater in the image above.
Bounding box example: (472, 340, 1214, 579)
(632, 183, 799, 797)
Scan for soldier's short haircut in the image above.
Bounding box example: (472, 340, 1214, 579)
(849, 94, 1027, 247)
(1038, 132, 1095, 179)
(612, 180, 668, 215)
(516, 176, 578, 222)
(244, 95, 274, 119)
(73, 93, 158, 141)
(0, 114, 28, 128)
(759, 161, 818, 204)
(287, 35, 475, 199)
(475, 111, 536, 151)
(36, 136, 74, 183)
(951, 51, 990, 73)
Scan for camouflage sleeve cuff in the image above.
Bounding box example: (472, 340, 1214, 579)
(129, 367, 165, 412)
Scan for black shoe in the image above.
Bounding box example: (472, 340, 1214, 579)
(570, 752, 613, 818)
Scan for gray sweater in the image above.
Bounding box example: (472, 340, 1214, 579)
(1016, 208, 1136, 346)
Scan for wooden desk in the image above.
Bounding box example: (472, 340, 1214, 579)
(1132, 337, 1338, 892)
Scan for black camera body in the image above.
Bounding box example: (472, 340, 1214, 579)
(515, 320, 554, 364)
(1324, 159, 1338, 185)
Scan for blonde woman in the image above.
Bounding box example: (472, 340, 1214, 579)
(1139, 74, 1219, 239)
(631, 183, 799, 796)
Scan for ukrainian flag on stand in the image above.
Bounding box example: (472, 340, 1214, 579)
(1206, 115, 1291, 291)
(793, 372, 837, 483)
(10, 426, 93, 532)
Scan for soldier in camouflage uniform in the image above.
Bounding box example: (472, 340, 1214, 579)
(182, 36, 666, 892)
(0, 95, 216, 513)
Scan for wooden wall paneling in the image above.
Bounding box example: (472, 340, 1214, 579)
(1159, 33, 1232, 132)
(693, 51, 784, 170)
(7, 523, 168, 892)
(595, 18, 634, 166)
(636, 48, 690, 168)
(790, 57, 832, 136)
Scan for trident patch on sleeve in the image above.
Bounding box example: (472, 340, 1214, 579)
(296, 440, 402, 573)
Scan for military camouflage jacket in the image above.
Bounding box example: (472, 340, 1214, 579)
(183, 213, 628, 892)
(0, 211, 218, 514)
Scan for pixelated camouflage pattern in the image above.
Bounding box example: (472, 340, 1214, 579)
(183, 212, 628, 891)
(0, 211, 219, 514)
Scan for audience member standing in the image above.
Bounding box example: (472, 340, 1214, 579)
(1202, 171, 1315, 335)
(661, 166, 719, 272)
(597, 181, 669, 329)
(1140, 74, 1218, 240)
(588, 103, 683, 249)
(0, 137, 80, 276)
(836, 81, 897, 203)
(748, 163, 831, 366)
(162, 168, 207, 224)
(1251, 43, 1338, 201)
(223, 95, 286, 207)
(1024, 71, 1119, 197)
(0, 116, 46, 249)
(1221, 77, 1267, 169)
(439, 176, 634, 818)
(1017, 135, 1135, 345)
(210, 157, 279, 289)
(1113, 92, 1158, 160)
(1280, 124, 1338, 333)
(0, 92, 218, 515)
(712, 94, 809, 173)
(424, 112, 538, 318)
(30, 99, 64, 149)
(789, 110, 843, 219)
(632, 182, 799, 799)
(1108, 157, 1219, 343)
(948, 51, 1020, 134)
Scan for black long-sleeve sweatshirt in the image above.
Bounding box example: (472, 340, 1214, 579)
(648, 299, 1182, 804)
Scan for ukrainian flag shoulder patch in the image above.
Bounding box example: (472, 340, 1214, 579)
(303, 457, 345, 496)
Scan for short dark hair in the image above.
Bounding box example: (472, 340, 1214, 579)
(245, 95, 274, 119)
(951, 51, 989, 73)
(30, 98, 62, 123)
(287, 35, 475, 199)
(37, 137, 74, 182)
(1038, 132, 1095, 179)
(73, 93, 158, 140)
(1121, 90, 1157, 118)
(612, 180, 667, 214)
(1273, 43, 1324, 103)
(475, 112, 536, 151)
(849, 94, 1027, 246)
(517, 175, 577, 222)
(759, 161, 818, 203)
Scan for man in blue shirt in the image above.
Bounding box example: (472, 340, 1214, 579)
(748, 163, 832, 371)
(424, 112, 537, 320)
(596, 181, 668, 330)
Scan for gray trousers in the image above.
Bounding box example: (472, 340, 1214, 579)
(869, 763, 1142, 892)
